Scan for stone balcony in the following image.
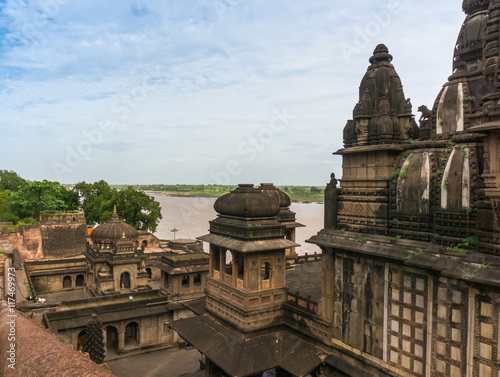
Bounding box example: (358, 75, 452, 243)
(206, 275, 286, 312)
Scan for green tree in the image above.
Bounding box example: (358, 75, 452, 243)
(0, 191, 18, 223)
(74, 181, 162, 232)
(56, 186, 80, 211)
(113, 187, 163, 232)
(0, 170, 26, 192)
(74, 180, 114, 226)
(9, 180, 65, 219)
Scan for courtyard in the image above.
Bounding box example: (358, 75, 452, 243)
(107, 347, 202, 377)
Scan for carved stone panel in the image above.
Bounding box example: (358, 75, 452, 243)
(387, 265, 427, 376)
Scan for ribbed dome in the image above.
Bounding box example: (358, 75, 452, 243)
(463, 0, 489, 14)
(214, 184, 280, 218)
(91, 207, 139, 243)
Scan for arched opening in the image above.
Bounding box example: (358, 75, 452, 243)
(182, 275, 190, 289)
(193, 274, 202, 287)
(125, 322, 139, 347)
(76, 274, 85, 287)
(146, 267, 152, 279)
(106, 326, 118, 354)
(120, 272, 131, 289)
(63, 275, 72, 289)
(225, 250, 232, 276)
(77, 330, 86, 351)
(260, 261, 272, 289)
(141, 240, 148, 248)
(261, 262, 271, 280)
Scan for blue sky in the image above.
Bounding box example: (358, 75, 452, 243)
(1, 0, 464, 185)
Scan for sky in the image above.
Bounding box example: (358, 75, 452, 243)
(0, 0, 465, 186)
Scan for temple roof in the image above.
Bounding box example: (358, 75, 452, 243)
(343, 44, 416, 147)
(197, 233, 298, 253)
(170, 314, 328, 377)
(91, 206, 139, 243)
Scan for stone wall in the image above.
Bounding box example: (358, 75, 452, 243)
(25, 258, 86, 293)
(0, 224, 43, 260)
(40, 211, 87, 258)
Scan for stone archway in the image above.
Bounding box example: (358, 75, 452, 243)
(120, 272, 131, 289)
(141, 240, 148, 248)
(106, 326, 118, 354)
(77, 330, 86, 351)
(76, 274, 85, 287)
(63, 275, 72, 289)
(125, 322, 139, 347)
(146, 268, 152, 279)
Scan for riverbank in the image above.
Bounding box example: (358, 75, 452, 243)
(144, 190, 324, 203)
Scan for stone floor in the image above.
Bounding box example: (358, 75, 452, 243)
(106, 347, 202, 377)
(37, 288, 85, 303)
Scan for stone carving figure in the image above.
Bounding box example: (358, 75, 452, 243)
(418, 105, 432, 122)
(98, 265, 111, 276)
(325, 173, 338, 230)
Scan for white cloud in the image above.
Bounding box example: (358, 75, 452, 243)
(0, 0, 465, 185)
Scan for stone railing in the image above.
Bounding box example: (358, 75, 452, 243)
(286, 292, 319, 314)
(206, 276, 285, 310)
(286, 252, 322, 266)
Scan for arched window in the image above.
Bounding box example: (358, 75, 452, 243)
(182, 275, 190, 289)
(193, 274, 202, 287)
(225, 250, 232, 275)
(63, 275, 72, 289)
(120, 272, 131, 289)
(141, 240, 148, 248)
(261, 262, 271, 281)
(75, 274, 84, 287)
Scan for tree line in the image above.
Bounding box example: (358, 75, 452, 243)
(0, 170, 162, 232)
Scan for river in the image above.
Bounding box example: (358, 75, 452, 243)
(151, 193, 323, 255)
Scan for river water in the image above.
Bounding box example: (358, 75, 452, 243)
(151, 193, 323, 255)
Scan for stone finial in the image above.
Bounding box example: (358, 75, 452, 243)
(369, 44, 392, 64)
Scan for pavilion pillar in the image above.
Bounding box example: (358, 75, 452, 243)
(118, 329, 125, 352)
(231, 251, 237, 285)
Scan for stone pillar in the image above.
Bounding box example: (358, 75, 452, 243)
(324, 173, 338, 230)
(118, 329, 125, 352)
(219, 248, 225, 279)
(320, 250, 335, 322)
(231, 251, 237, 285)
(209, 244, 214, 276)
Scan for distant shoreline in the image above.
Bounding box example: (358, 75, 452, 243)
(145, 191, 219, 198)
(144, 190, 324, 203)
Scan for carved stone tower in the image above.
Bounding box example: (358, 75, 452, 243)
(339, 44, 417, 235)
(198, 184, 298, 332)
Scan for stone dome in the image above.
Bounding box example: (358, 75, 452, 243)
(214, 184, 281, 218)
(258, 183, 291, 208)
(462, 0, 489, 15)
(91, 207, 139, 243)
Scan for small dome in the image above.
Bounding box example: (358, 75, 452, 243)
(214, 184, 280, 218)
(258, 183, 291, 208)
(115, 232, 135, 251)
(91, 207, 139, 243)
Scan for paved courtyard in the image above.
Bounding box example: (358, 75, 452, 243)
(106, 347, 202, 377)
